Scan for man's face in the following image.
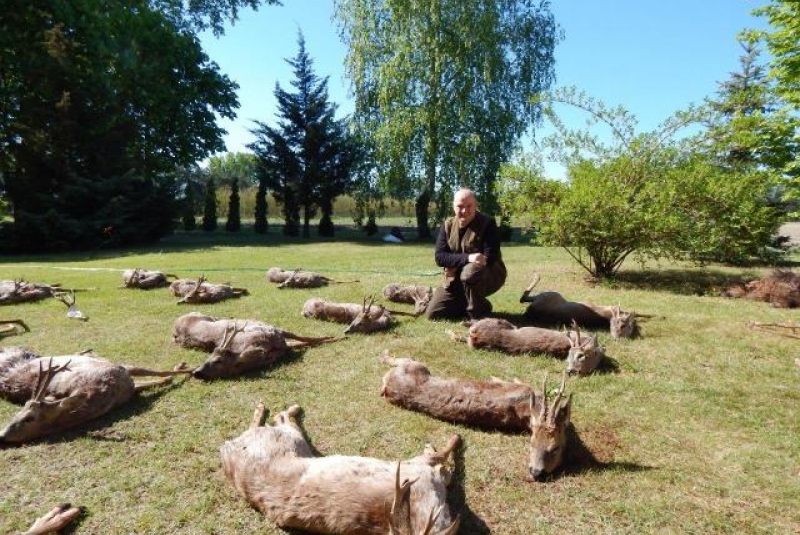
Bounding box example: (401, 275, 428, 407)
(453, 192, 477, 227)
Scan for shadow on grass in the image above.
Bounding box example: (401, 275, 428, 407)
(0, 376, 189, 447)
(559, 424, 654, 480)
(600, 267, 791, 297)
(448, 440, 491, 535)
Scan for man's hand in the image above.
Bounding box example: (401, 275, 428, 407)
(468, 253, 487, 267)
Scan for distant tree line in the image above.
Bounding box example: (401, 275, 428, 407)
(1, 0, 796, 276)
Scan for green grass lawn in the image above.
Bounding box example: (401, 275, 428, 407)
(1, 231, 798, 534)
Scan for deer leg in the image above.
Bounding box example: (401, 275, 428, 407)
(251, 402, 268, 428)
(273, 404, 303, 432)
(133, 377, 173, 392)
(23, 503, 81, 535)
(123, 366, 192, 378)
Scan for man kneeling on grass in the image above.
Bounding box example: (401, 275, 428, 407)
(426, 188, 507, 321)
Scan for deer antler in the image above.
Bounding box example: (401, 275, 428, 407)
(548, 372, 567, 427)
(539, 372, 549, 422)
(362, 295, 375, 313)
(181, 274, 207, 302)
(32, 358, 72, 402)
(54, 290, 75, 308)
(278, 269, 301, 288)
(389, 462, 418, 534)
(218, 321, 247, 350)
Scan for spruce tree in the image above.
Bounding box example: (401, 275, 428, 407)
(249, 32, 357, 237)
(254, 178, 269, 234)
(225, 178, 241, 232)
(202, 177, 217, 232)
(182, 184, 197, 231)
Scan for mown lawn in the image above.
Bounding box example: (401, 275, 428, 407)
(1, 229, 798, 534)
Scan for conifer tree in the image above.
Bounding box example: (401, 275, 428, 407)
(202, 177, 218, 232)
(250, 32, 357, 237)
(225, 178, 241, 232)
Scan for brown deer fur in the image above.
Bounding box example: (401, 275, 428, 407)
(172, 312, 339, 379)
(302, 297, 397, 334)
(170, 275, 249, 304)
(380, 353, 573, 480)
(382, 284, 433, 316)
(520, 275, 638, 339)
(450, 318, 605, 376)
(19, 503, 82, 535)
(721, 269, 800, 308)
(220, 403, 460, 535)
(0, 280, 61, 305)
(267, 267, 358, 289)
(121, 268, 176, 289)
(0, 346, 189, 443)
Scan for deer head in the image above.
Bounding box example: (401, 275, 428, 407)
(0, 359, 87, 443)
(565, 322, 604, 376)
(178, 275, 208, 304)
(345, 296, 386, 334)
(388, 462, 460, 535)
(192, 321, 248, 380)
(412, 287, 433, 317)
(610, 305, 637, 339)
(528, 373, 571, 481)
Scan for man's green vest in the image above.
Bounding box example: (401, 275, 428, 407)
(445, 212, 492, 254)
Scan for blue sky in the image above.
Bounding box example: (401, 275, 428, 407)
(200, 0, 771, 169)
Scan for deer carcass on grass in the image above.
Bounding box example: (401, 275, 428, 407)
(267, 267, 358, 289)
(520, 274, 639, 339)
(0, 346, 190, 443)
(170, 275, 249, 304)
(382, 284, 433, 316)
(173, 312, 340, 379)
(449, 318, 606, 376)
(220, 403, 460, 534)
(381, 352, 573, 480)
(302, 296, 413, 334)
(121, 268, 177, 289)
(0, 279, 61, 305)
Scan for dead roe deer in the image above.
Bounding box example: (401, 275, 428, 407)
(381, 352, 573, 480)
(0, 346, 189, 443)
(450, 317, 606, 376)
(220, 403, 460, 534)
(520, 274, 639, 339)
(173, 312, 340, 379)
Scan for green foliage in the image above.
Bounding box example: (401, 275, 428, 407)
(743, 3, 800, 211)
(182, 184, 197, 231)
(0, 171, 176, 252)
(747, 0, 800, 110)
(336, 0, 561, 238)
(207, 152, 259, 188)
(253, 179, 269, 233)
(0, 0, 244, 251)
(225, 178, 241, 232)
(202, 177, 218, 232)
(503, 85, 785, 278)
(250, 32, 357, 238)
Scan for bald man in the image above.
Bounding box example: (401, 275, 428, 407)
(425, 189, 507, 320)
